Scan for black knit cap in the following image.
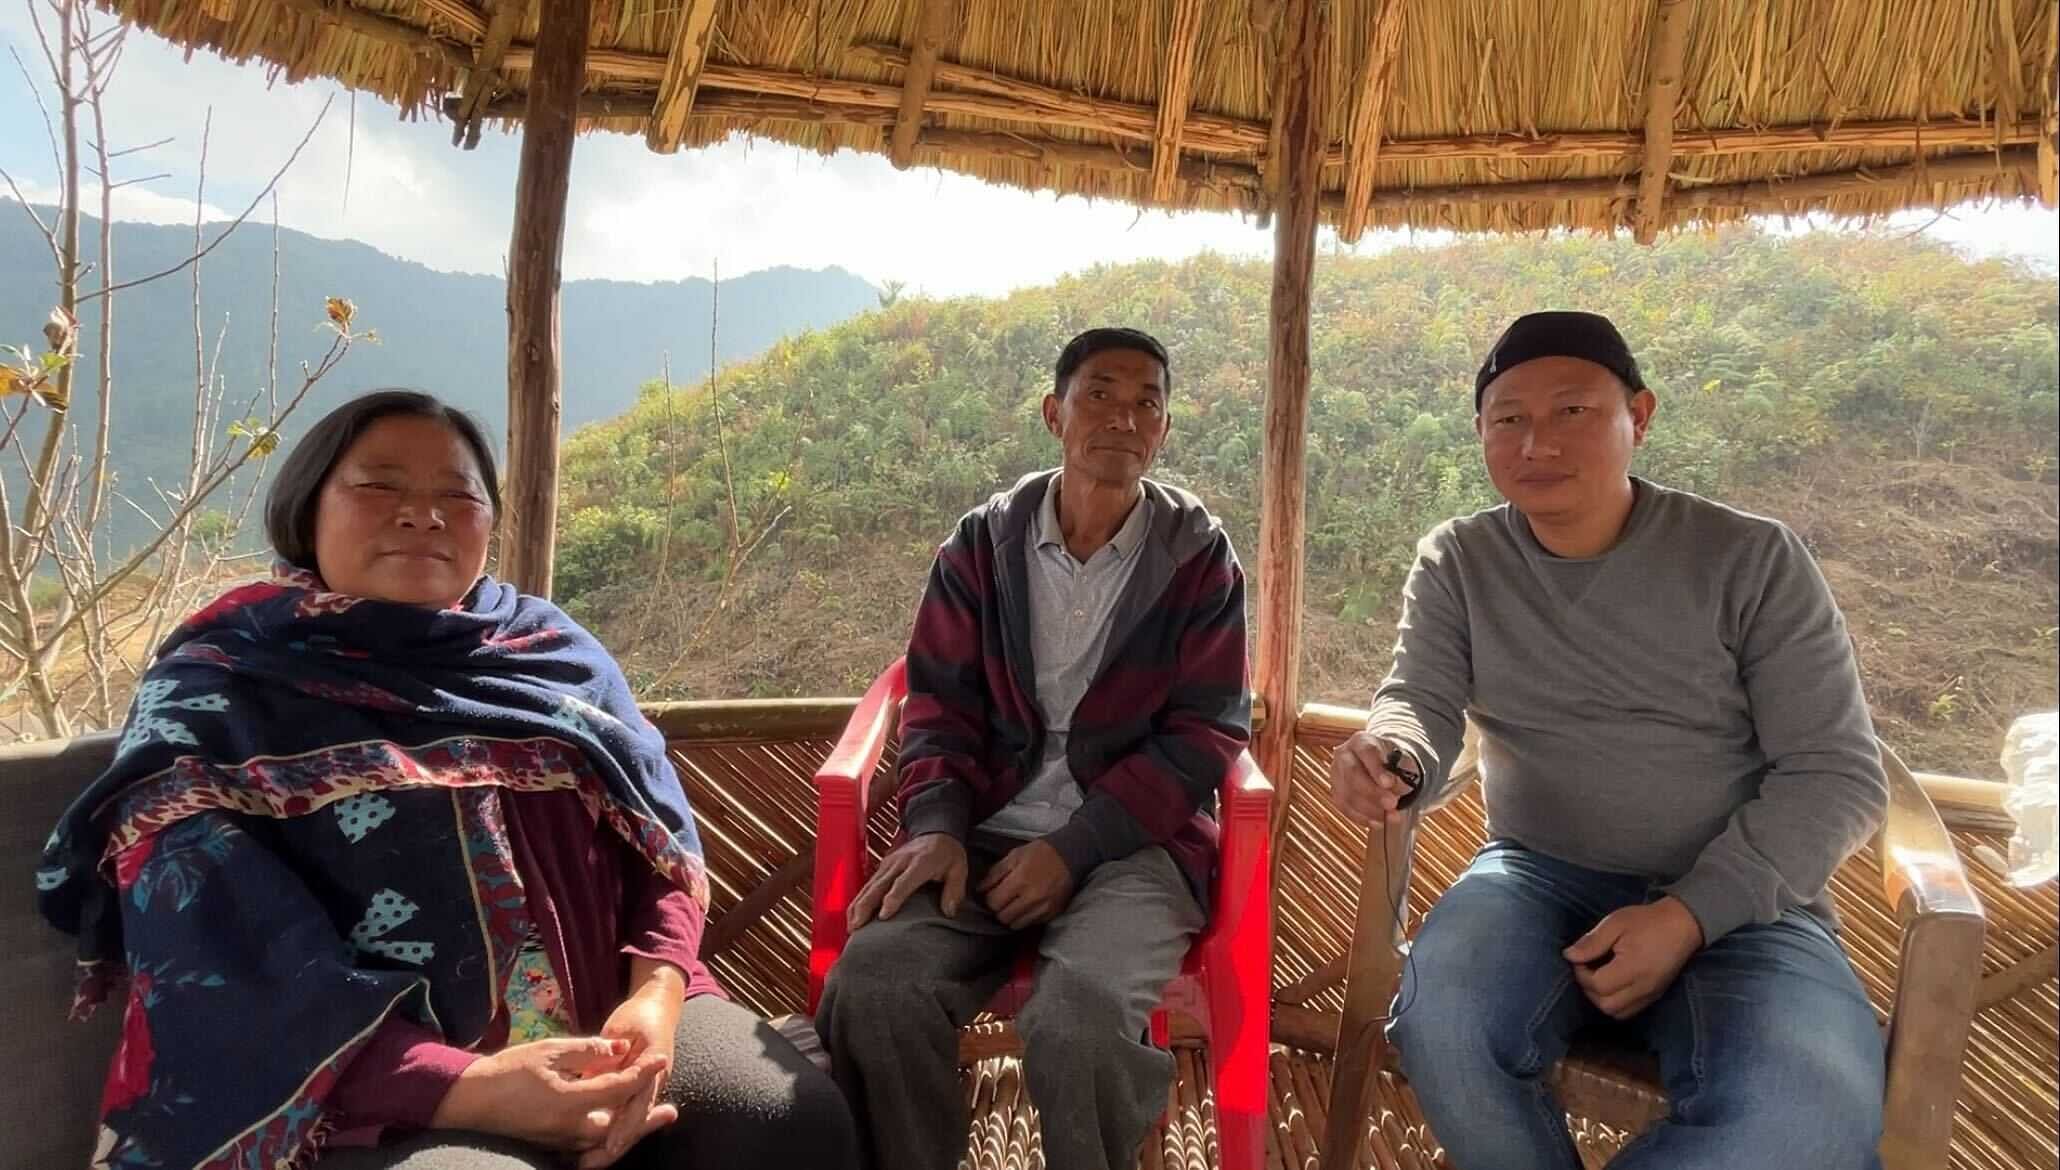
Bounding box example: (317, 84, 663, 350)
(1474, 311, 1646, 410)
(1055, 327, 1171, 397)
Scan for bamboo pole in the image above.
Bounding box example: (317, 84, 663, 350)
(1149, 0, 1207, 203)
(1353, 173, 1638, 210)
(486, 36, 2043, 170)
(889, 0, 957, 168)
(1349, 146, 2036, 217)
(446, 91, 712, 122)
(850, 44, 1258, 156)
(453, 88, 1264, 198)
(1339, 0, 1409, 242)
(501, 0, 588, 597)
(1994, 0, 2024, 131)
(488, 38, 2047, 166)
(1253, 0, 1325, 823)
(644, 695, 860, 741)
(1977, 942, 2058, 1009)
(1633, 0, 1696, 244)
(917, 127, 1264, 198)
(1347, 117, 2046, 163)
(645, 0, 722, 153)
(448, 0, 524, 149)
(1669, 147, 2036, 210)
(1273, 1001, 1346, 1053)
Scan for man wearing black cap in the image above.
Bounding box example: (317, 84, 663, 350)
(818, 328, 1250, 1170)
(1328, 311, 1889, 1168)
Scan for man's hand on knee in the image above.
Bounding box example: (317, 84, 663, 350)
(1563, 896, 1705, 1019)
(979, 840, 1075, 929)
(849, 833, 970, 929)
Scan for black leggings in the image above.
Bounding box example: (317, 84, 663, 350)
(317, 996, 859, 1170)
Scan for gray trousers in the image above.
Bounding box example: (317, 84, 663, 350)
(317, 996, 860, 1170)
(814, 840, 1205, 1170)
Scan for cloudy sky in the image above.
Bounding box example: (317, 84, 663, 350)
(4, 5, 2056, 297)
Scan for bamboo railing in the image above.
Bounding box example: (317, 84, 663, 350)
(662, 699, 2056, 1170)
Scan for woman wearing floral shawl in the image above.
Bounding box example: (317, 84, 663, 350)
(37, 391, 859, 1170)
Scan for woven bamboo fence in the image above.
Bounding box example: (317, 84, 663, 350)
(655, 707, 2057, 1170)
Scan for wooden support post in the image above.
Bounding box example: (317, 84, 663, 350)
(1252, 0, 1327, 801)
(1633, 0, 1694, 244)
(2041, 0, 2057, 207)
(1338, 0, 1408, 242)
(646, 0, 721, 152)
(1149, 0, 1206, 203)
(502, 0, 589, 597)
(888, 0, 956, 168)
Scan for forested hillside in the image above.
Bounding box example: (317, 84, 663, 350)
(558, 227, 2058, 774)
(0, 208, 877, 546)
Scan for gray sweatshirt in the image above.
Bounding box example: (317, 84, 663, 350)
(1368, 477, 1887, 943)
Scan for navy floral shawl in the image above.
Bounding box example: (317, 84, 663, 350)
(35, 567, 707, 1170)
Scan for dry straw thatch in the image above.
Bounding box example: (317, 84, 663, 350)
(93, 0, 2058, 238)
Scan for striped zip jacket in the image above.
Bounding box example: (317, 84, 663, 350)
(897, 468, 1250, 897)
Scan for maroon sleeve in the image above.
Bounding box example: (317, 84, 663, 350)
(327, 1016, 479, 1133)
(898, 511, 996, 841)
(620, 842, 726, 1000)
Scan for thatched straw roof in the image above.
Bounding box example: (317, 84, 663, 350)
(98, 0, 2058, 238)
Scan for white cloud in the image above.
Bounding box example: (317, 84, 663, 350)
(3, 180, 234, 226)
(562, 134, 1281, 294)
(4, 5, 2055, 295)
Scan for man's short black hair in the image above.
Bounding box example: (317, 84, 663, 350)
(265, 389, 501, 571)
(1053, 327, 1171, 398)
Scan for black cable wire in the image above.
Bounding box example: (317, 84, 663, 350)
(1368, 809, 1418, 1025)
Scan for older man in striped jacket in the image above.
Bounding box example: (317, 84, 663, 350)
(815, 327, 1251, 1170)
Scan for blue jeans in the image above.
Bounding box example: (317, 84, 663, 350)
(1387, 840, 1884, 1170)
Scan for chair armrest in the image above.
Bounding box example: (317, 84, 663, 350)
(1200, 752, 1274, 947)
(1199, 752, 1275, 1121)
(1221, 750, 1274, 828)
(1874, 740, 1986, 1170)
(1878, 741, 1983, 924)
(806, 658, 908, 1012)
(1319, 812, 1420, 1170)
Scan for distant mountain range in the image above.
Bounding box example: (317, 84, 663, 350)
(0, 206, 879, 546)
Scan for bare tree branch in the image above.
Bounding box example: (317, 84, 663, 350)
(18, 0, 86, 592)
(267, 192, 280, 413)
(79, 96, 331, 305)
(0, 395, 43, 455)
(36, 335, 349, 651)
(1, 4, 343, 737)
(101, 172, 173, 190)
(12, 27, 65, 184)
(0, 163, 59, 260)
(100, 136, 172, 161)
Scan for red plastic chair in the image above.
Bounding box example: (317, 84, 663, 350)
(806, 658, 1275, 1170)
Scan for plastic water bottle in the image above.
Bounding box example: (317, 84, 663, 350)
(2001, 712, 2058, 888)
